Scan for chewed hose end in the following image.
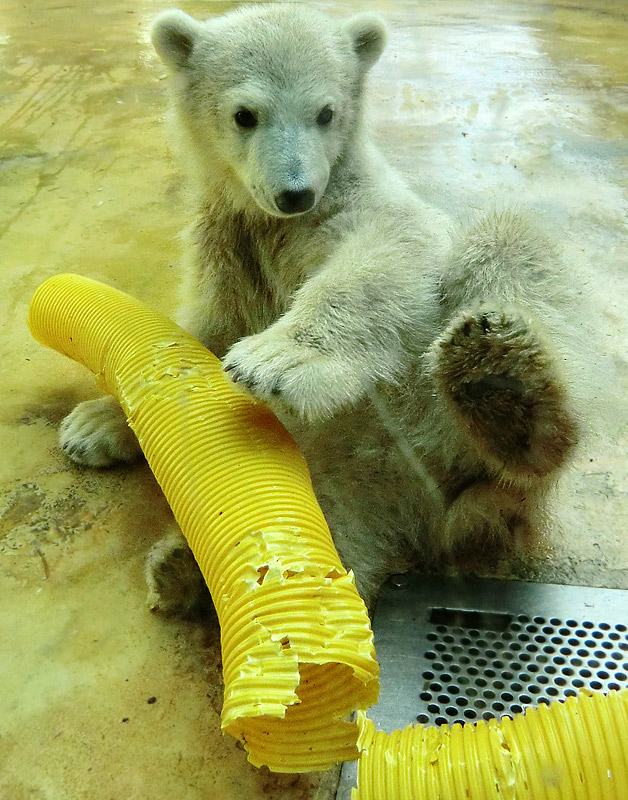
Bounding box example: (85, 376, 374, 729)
(353, 688, 628, 799)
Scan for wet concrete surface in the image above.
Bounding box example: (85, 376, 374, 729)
(1, 1, 627, 798)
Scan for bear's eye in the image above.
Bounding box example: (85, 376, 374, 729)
(317, 105, 334, 126)
(234, 108, 258, 129)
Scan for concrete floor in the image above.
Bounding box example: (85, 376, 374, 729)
(1, 1, 627, 798)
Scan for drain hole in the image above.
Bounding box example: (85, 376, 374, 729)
(579, 668, 592, 678)
(429, 607, 513, 631)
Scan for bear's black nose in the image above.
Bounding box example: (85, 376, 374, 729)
(275, 188, 315, 215)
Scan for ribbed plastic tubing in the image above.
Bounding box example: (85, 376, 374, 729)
(353, 688, 628, 799)
(28, 273, 379, 773)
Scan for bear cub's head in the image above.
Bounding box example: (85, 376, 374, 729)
(151, 6, 386, 218)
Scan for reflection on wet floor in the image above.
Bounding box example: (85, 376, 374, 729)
(1, 1, 627, 798)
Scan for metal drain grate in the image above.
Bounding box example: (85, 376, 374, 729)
(418, 609, 628, 726)
(336, 574, 628, 799)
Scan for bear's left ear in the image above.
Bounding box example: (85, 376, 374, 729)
(344, 13, 388, 71)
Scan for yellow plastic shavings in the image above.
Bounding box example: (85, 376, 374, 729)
(353, 688, 628, 799)
(28, 273, 379, 772)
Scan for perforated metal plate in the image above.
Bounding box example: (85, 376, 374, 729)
(336, 574, 628, 799)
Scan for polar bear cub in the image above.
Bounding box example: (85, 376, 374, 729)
(60, 5, 582, 610)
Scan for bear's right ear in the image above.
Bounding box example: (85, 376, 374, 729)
(150, 10, 202, 70)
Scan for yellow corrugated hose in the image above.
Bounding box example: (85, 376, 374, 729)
(353, 688, 628, 798)
(28, 274, 628, 792)
(28, 273, 379, 773)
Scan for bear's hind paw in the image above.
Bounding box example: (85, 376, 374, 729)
(428, 308, 578, 481)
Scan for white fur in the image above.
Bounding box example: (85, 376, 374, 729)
(61, 6, 589, 609)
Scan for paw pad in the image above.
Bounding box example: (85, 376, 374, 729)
(430, 308, 578, 480)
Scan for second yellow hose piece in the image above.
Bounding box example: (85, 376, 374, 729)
(353, 688, 628, 799)
(27, 273, 380, 773)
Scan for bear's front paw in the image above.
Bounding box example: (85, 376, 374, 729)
(224, 329, 364, 420)
(59, 396, 142, 468)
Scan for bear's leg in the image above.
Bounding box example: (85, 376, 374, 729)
(443, 480, 534, 552)
(429, 308, 578, 481)
(145, 528, 211, 617)
(59, 396, 142, 467)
